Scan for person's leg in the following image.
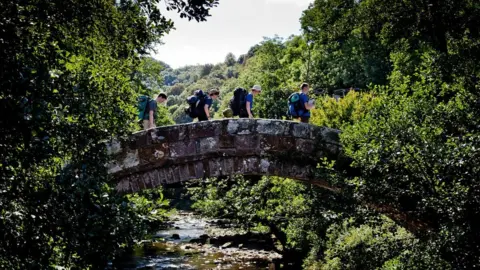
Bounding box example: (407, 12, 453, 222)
(300, 117, 310, 123)
(239, 112, 253, 119)
(198, 114, 208, 122)
(143, 120, 149, 130)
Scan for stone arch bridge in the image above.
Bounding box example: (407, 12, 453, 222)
(107, 119, 346, 193)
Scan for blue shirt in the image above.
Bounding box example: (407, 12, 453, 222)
(143, 100, 157, 120)
(246, 93, 253, 109)
(196, 96, 213, 116)
(299, 93, 310, 117)
(203, 96, 213, 108)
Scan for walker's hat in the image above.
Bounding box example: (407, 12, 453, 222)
(251, 85, 262, 91)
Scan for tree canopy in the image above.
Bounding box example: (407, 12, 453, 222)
(0, 0, 217, 268)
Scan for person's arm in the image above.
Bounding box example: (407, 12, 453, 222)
(149, 110, 155, 127)
(304, 102, 315, 110)
(303, 94, 315, 110)
(204, 104, 210, 119)
(246, 101, 253, 118)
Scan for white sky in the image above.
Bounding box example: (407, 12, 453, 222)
(150, 0, 313, 68)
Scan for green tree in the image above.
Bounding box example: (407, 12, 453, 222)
(300, 0, 391, 91)
(0, 0, 217, 268)
(199, 63, 214, 77)
(224, 52, 237, 66)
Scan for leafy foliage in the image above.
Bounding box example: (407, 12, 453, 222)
(187, 175, 355, 266)
(309, 91, 380, 129)
(0, 0, 217, 268)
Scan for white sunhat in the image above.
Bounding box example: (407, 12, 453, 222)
(251, 85, 262, 91)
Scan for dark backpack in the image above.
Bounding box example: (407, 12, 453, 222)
(229, 87, 248, 116)
(287, 92, 304, 117)
(185, 90, 207, 118)
(138, 95, 152, 121)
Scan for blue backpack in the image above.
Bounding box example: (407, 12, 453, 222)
(288, 92, 304, 117)
(138, 95, 152, 121)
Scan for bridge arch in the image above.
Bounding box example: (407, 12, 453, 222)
(107, 119, 343, 193)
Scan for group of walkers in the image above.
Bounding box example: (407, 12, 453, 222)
(138, 82, 315, 130)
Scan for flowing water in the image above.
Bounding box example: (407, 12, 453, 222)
(113, 212, 280, 269)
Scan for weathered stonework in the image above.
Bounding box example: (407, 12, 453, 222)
(108, 119, 343, 193)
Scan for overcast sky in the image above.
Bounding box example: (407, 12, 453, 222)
(151, 0, 313, 68)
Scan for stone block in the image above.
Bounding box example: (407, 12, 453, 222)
(132, 132, 150, 148)
(259, 159, 271, 174)
(234, 135, 258, 150)
(221, 158, 235, 176)
(259, 136, 278, 152)
(170, 141, 196, 158)
(256, 120, 289, 136)
(137, 143, 169, 165)
(141, 170, 157, 189)
(116, 179, 131, 193)
(194, 162, 204, 179)
(197, 137, 219, 154)
(239, 157, 259, 174)
(322, 128, 341, 145)
(154, 169, 168, 185)
(165, 168, 175, 184)
(227, 120, 239, 134)
(208, 158, 223, 177)
(295, 139, 315, 154)
(106, 139, 122, 155)
(189, 121, 221, 139)
(260, 136, 295, 153)
(187, 163, 197, 178)
(107, 161, 122, 174)
(278, 137, 295, 151)
(218, 135, 236, 149)
(109, 149, 139, 174)
(128, 177, 140, 193)
(291, 122, 311, 139)
(172, 166, 182, 183)
(178, 164, 191, 182)
(155, 125, 187, 142)
(227, 119, 256, 135)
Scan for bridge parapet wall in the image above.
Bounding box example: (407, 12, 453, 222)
(108, 119, 341, 193)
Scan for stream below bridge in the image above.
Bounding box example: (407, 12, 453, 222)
(111, 211, 282, 269)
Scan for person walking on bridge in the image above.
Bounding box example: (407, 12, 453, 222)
(197, 88, 220, 122)
(243, 85, 261, 119)
(288, 83, 315, 123)
(297, 83, 315, 123)
(142, 93, 167, 130)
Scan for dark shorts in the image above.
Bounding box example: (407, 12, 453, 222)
(239, 111, 252, 118)
(300, 117, 310, 123)
(198, 114, 208, 121)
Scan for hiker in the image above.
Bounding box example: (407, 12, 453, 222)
(140, 93, 167, 130)
(185, 89, 220, 122)
(288, 83, 314, 123)
(197, 88, 220, 121)
(244, 85, 261, 118)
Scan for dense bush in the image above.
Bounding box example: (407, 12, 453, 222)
(310, 91, 381, 129)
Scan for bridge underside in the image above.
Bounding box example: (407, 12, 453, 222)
(108, 119, 343, 193)
(115, 156, 336, 193)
